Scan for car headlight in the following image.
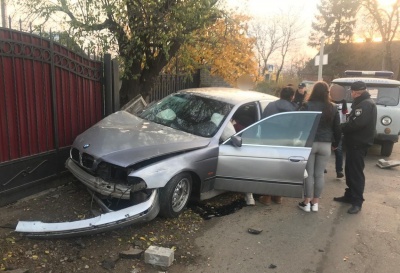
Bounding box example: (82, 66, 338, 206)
(381, 116, 392, 126)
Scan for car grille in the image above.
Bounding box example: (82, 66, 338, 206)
(81, 153, 94, 168)
(97, 162, 128, 184)
(71, 148, 80, 162)
(70, 148, 94, 169)
(69, 148, 128, 183)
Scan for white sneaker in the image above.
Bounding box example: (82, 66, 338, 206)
(311, 202, 318, 212)
(245, 193, 255, 206)
(298, 201, 310, 212)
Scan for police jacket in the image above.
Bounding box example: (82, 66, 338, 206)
(262, 99, 297, 118)
(342, 91, 377, 148)
(293, 90, 307, 107)
(300, 101, 341, 147)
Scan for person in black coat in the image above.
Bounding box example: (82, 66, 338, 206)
(298, 81, 342, 212)
(259, 86, 297, 205)
(333, 81, 377, 214)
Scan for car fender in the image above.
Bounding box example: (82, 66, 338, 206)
(130, 145, 219, 189)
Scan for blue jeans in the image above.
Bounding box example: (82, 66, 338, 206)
(334, 138, 343, 173)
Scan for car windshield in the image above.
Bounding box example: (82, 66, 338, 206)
(138, 93, 234, 137)
(340, 84, 400, 106)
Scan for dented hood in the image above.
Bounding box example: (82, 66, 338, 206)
(73, 111, 210, 167)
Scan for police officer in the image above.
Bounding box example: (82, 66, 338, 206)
(333, 81, 377, 214)
(293, 83, 307, 108)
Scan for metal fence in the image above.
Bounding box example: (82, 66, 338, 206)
(151, 73, 200, 102)
(0, 27, 104, 205)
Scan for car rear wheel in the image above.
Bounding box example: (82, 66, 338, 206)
(381, 141, 394, 157)
(159, 173, 192, 218)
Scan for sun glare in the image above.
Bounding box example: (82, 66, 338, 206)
(378, 0, 397, 6)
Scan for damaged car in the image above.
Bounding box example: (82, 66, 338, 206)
(16, 87, 321, 238)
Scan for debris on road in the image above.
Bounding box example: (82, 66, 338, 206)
(247, 228, 263, 235)
(376, 159, 400, 169)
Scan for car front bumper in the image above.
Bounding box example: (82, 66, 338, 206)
(65, 158, 132, 199)
(15, 188, 160, 238)
(375, 133, 399, 143)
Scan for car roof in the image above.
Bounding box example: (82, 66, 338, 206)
(332, 77, 400, 85)
(177, 87, 278, 105)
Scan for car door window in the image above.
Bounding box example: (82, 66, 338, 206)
(238, 112, 318, 147)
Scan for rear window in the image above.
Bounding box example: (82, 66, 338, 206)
(335, 84, 400, 106)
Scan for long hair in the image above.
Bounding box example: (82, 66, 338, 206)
(308, 81, 334, 122)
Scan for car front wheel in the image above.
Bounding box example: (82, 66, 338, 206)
(159, 173, 192, 218)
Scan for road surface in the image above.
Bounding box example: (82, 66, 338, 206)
(179, 143, 400, 273)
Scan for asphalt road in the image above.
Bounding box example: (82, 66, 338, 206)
(178, 143, 400, 273)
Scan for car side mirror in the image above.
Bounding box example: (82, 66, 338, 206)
(231, 135, 242, 147)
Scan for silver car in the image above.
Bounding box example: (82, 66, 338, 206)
(16, 87, 321, 238)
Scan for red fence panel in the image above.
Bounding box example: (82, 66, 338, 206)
(0, 28, 103, 162)
(0, 27, 104, 205)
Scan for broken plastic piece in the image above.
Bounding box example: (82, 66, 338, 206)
(247, 228, 263, 235)
(15, 190, 159, 238)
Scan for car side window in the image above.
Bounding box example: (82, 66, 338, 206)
(239, 112, 318, 147)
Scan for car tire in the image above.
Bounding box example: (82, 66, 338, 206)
(381, 141, 394, 157)
(159, 173, 192, 218)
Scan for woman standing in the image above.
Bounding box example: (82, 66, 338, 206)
(298, 81, 342, 212)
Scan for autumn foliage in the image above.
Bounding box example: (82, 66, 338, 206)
(166, 14, 259, 87)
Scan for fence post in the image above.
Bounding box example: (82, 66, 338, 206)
(112, 58, 120, 111)
(104, 53, 112, 116)
(49, 30, 60, 175)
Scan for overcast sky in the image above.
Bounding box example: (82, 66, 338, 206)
(226, 0, 320, 57)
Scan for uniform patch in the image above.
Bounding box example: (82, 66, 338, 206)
(355, 109, 362, 116)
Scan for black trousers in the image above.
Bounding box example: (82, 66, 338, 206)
(344, 146, 368, 207)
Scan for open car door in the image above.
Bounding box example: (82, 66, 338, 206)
(214, 111, 321, 198)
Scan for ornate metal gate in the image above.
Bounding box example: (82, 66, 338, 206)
(0, 28, 104, 205)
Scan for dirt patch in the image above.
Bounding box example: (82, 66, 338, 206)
(0, 177, 244, 272)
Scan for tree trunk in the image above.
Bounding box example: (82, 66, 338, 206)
(384, 41, 393, 71)
(119, 78, 142, 107)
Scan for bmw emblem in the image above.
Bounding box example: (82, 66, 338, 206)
(83, 144, 90, 149)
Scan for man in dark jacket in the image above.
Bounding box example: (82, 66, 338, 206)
(259, 86, 297, 205)
(333, 81, 377, 214)
(262, 86, 297, 117)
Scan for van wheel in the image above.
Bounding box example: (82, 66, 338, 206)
(381, 141, 394, 157)
(159, 173, 192, 218)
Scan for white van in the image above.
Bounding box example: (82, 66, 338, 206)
(332, 70, 400, 157)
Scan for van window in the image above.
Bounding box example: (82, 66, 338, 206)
(340, 85, 400, 106)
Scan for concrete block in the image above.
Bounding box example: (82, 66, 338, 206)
(377, 159, 400, 168)
(144, 245, 174, 267)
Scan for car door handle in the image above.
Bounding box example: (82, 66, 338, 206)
(289, 156, 305, 162)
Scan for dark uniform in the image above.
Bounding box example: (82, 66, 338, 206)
(293, 83, 307, 109)
(335, 81, 377, 214)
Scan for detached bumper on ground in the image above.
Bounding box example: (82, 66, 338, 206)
(15, 189, 160, 238)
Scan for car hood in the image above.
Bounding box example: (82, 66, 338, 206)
(73, 111, 211, 167)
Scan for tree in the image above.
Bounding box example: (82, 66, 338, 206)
(165, 14, 258, 87)
(309, 0, 360, 49)
(361, 0, 400, 71)
(18, 0, 222, 105)
(248, 17, 281, 78)
(275, 12, 303, 84)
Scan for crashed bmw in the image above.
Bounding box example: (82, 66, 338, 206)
(16, 87, 321, 238)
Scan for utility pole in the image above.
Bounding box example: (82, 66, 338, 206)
(1, 0, 6, 28)
(318, 36, 325, 81)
